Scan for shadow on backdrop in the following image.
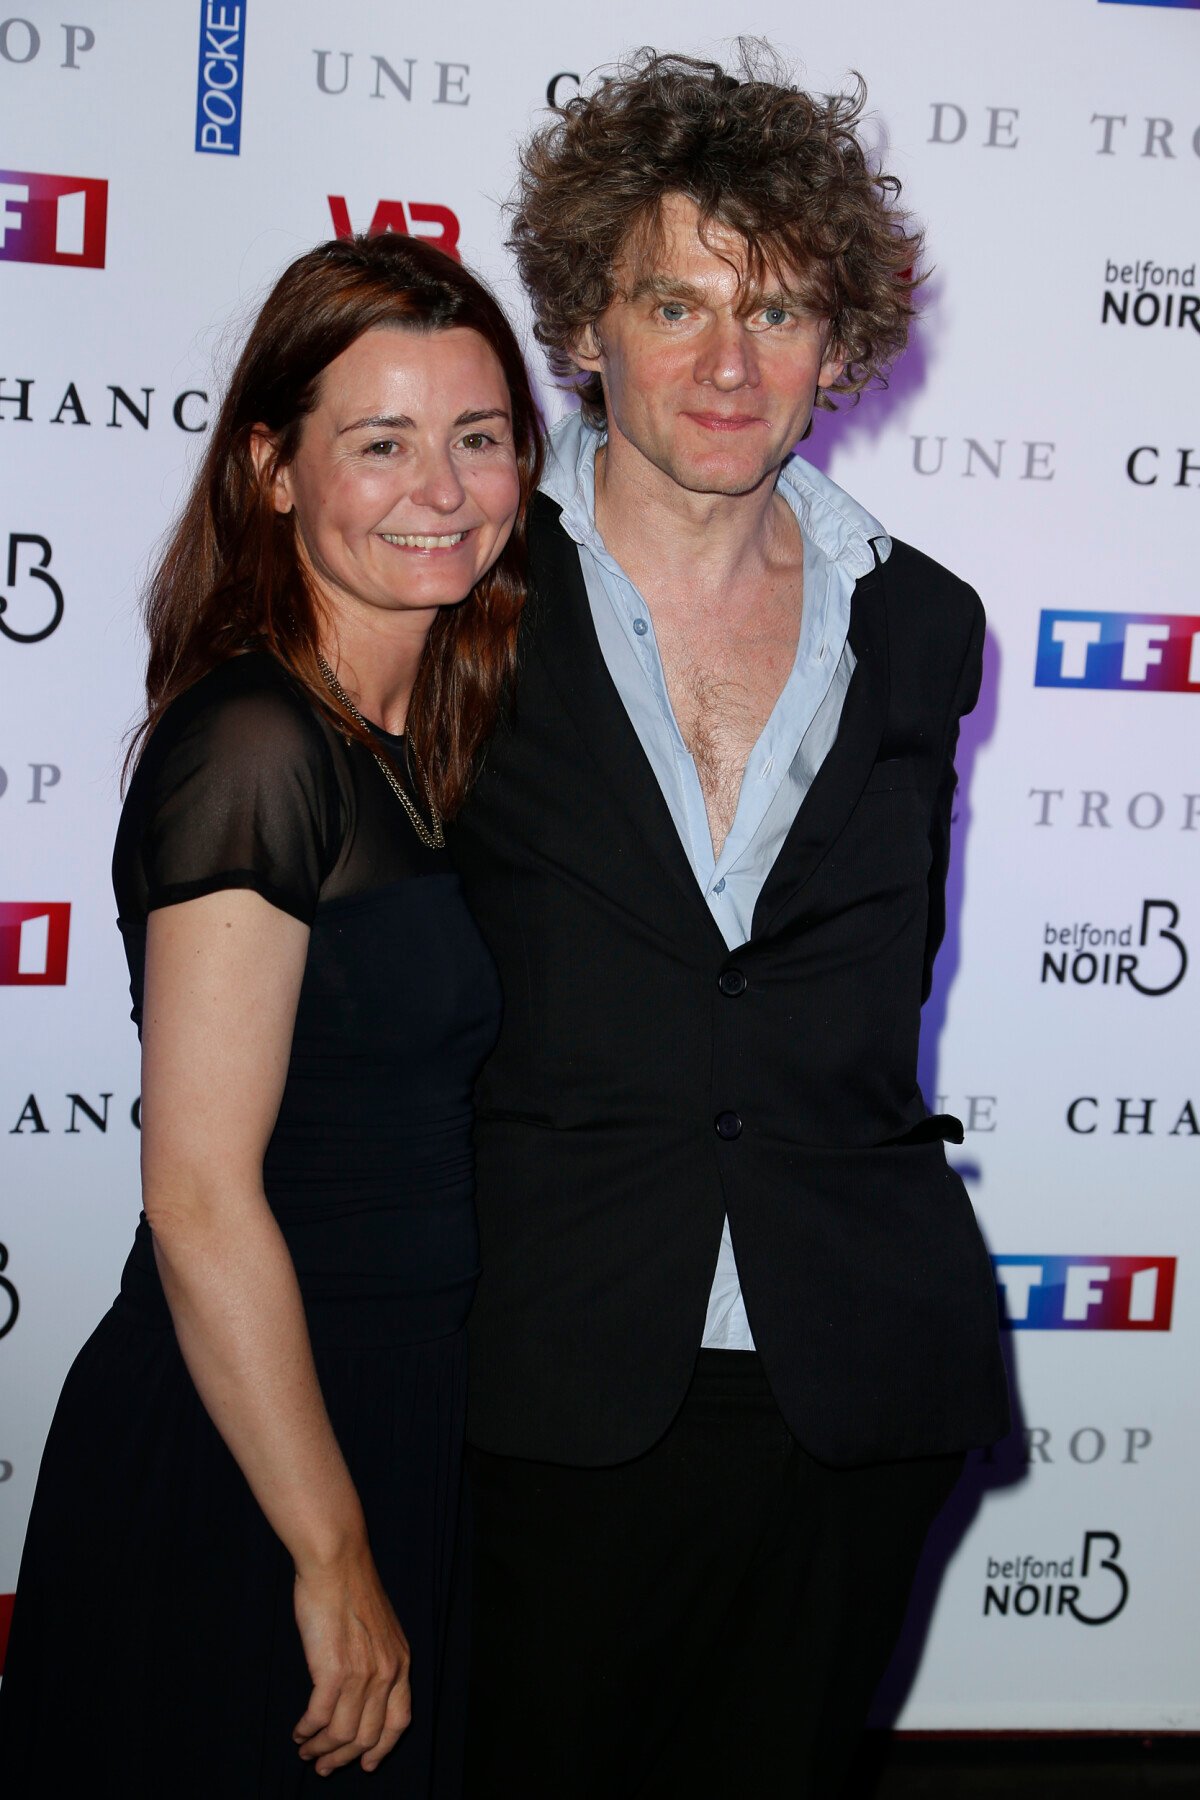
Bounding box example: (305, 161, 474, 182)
(862, 628, 1032, 1740)
(801, 276, 938, 480)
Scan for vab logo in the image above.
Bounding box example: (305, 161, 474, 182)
(1036, 610, 1200, 690)
(0, 170, 106, 268)
(1, 534, 63, 642)
(0, 1243, 17, 1340)
(1042, 900, 1187, 995)
(993, 1256, 1176, 1330)
(984, 1531, 1130, 1626)
(327, 196, 460, 262)
(0, 903, 71, 985)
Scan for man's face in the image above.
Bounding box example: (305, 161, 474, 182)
(575, 193, 845, 500)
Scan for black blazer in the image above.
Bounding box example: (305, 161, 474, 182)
(449, 491, 1010, 1468)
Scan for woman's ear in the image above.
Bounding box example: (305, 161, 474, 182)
(250, 426, 293, 514)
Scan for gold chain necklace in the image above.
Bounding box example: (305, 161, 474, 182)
(316, 654, 444, 850)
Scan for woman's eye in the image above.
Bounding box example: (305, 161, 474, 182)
(366, 439, 398, 456)
(460, 432, 495, 451)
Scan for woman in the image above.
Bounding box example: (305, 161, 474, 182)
(0, 234, 542, 1794)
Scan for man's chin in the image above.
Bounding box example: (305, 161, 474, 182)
(666, 457, 781, 500)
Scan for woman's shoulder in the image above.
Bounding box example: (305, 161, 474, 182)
(137, 652, 335, 788)
(118, 653, 344, 924)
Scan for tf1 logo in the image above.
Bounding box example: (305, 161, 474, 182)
(0, 171, 107, 268)
(1036, 609, 1200, 691)
(327, 196, 460, 262)
(0, 903, 71, 985)
(993, 1255, 1176, 1330)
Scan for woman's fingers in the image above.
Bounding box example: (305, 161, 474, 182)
(303, 1666, 411, 1775)
(291, 1561, 411, 1770)
(360, 1670, 414, 1773)
(292, 1675, 340, 1747)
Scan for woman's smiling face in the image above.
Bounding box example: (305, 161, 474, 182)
(270, 324, 521, 624)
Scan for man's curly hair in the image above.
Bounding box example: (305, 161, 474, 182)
(509, 44, 923, 425)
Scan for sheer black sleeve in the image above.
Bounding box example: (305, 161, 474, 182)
(131, 657, 342, 926)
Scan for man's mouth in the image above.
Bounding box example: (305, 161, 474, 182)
(682, 412, 763, 432)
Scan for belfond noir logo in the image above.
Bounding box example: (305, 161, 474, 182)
(1041, 900, 1186, 995)
(984, 1531, 1130, 1625)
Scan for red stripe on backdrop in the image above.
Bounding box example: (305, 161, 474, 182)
(0, 1591, 13, 1672)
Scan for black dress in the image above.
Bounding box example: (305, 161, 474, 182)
(0, 653, 500, 1797)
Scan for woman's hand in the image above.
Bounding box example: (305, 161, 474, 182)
(292, 1551, 412, 1776)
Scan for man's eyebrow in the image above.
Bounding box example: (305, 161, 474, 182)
(338, 407, 510, 435)
(624, 274, 810, 311)
(625, 275, 708, 305)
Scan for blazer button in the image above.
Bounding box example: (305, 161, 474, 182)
(718, 968, 747, 997)
(714, 1111, 743, 1140)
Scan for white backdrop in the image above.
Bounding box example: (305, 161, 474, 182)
(3, 0, 1198, 1730)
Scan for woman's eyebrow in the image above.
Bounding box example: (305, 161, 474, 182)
(339, 413, 415, 434)
(339, 408, 510, 433)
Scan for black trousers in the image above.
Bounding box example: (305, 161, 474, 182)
(463, 1350, 961, 1798)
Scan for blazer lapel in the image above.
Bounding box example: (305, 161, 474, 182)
(526, 497, 726, 948)
(751, 555, 891, 942)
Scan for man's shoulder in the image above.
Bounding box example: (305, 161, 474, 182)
(879, 537, 984, 649)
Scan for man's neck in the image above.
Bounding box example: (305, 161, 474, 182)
(593, 432, 801, 624)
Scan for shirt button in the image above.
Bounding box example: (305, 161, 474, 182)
(714, 1111, 743, 1141)
(718, 968, 747, 998)
(632, 617, 648, 636)
(712, 877, 726, 895)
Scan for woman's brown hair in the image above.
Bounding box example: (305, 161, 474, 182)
(510, 45, 923, 425)
(133, 233, 543, 815)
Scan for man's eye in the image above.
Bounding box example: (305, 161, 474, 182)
(659, 303, 688, 322)
(761, 307, 790, 326)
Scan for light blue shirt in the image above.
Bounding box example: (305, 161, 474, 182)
(541, 410, 891, 1350)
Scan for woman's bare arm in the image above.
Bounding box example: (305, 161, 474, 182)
(141, 888, 410, 1775)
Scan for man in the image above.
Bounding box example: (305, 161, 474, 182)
(449, 47, 1009, 1796)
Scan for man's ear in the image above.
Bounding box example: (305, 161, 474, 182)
(570, 320, 605, 375)
(250, 426, 293, 514)
(817, 331, 847, 393)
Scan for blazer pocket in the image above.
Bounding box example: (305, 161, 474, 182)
(861, 756, 922, 794)
(884, 1113, 966, 1147)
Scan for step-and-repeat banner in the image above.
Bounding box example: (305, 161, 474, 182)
(2, 0, 1197, 1731)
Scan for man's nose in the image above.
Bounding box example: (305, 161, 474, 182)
(694, 316, 760, 391)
